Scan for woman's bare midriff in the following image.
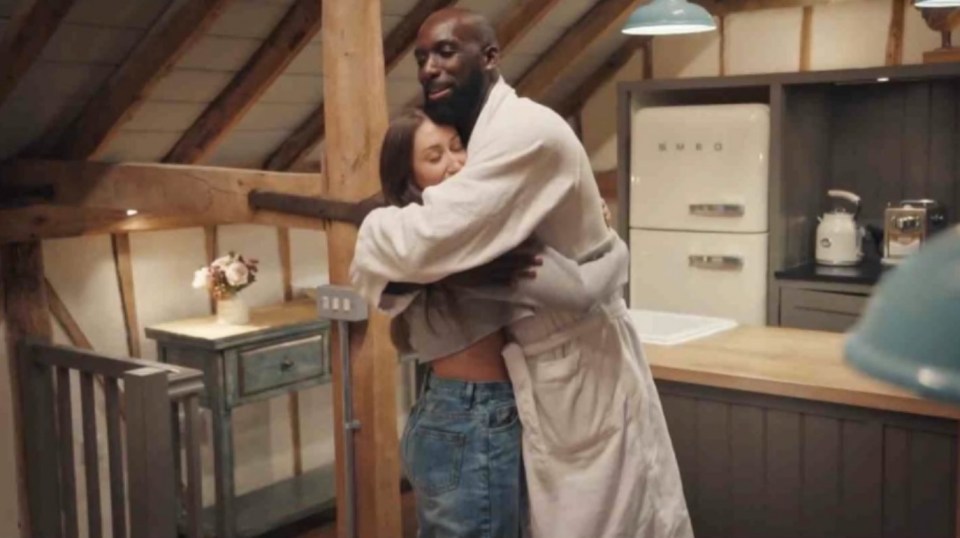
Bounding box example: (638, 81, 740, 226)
(430, 330, 510, 382)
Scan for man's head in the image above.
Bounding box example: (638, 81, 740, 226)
(414, 8, 500, 130)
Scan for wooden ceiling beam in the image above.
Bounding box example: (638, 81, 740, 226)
(516, 0, 645, 100)
(263, 0, 563, 171)
(0, 159, 325, 218)
(164, 0, 322, 164)
(0, 205, 324, 244)
(263, 0, 462, 172)
(0, 0, 77, 108)
(36, 0, 230, 160)
(552, 37, 648, 119)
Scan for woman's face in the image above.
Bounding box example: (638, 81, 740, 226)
(411, 118, 466, 191)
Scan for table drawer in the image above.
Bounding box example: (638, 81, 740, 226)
(780, 288, 868, 333)
(238, 334, 328, 397)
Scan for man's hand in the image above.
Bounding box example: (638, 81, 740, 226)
(348, 191, 387, 227)
(443, 238, 543, 287)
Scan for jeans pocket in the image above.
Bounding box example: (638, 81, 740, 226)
(408, 426, 466, 495)
(488, 403, 520, 431)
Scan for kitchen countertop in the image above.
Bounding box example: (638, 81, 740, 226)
(645, 326, 960, 420)
(774, 260, 889, 286)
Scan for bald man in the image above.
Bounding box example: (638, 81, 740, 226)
(351, 9, 693, 538)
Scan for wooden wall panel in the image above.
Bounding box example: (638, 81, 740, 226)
(765, 410, 802, 538)
(823, 81, 960, 224)
(800, 415, 841, 536)
(928, 83, 958, 210)
(902, 83, 931, 198)
(908, 431, 956, 538)
(658, 383, 959, 538)
(729, 405, 764, 538)
(695, 401, 731, 538)
(661, 394, 698, 518)
(839, 420, 883, 538)
(781, 86, 830, 268)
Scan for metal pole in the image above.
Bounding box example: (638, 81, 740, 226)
(339, 320, 359, 538)
(315, 285, 368, 538)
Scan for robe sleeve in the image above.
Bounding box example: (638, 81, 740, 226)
(350, 124, 577, 305)
(457, 235, 628, 311)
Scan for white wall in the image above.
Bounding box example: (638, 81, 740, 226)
(0, 224, 347, 536)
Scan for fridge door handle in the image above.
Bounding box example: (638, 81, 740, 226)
(688, 255, 744, 271)
(689, 203, 745, 217)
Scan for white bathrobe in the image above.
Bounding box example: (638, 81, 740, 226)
(351, 78, 693, 538)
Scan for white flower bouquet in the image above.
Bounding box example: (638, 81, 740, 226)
(192, 252, 260, 300)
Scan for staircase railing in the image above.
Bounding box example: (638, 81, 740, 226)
(20, 340, 205, 538)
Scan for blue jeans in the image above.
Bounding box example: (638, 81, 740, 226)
(401, 373, 525, 538)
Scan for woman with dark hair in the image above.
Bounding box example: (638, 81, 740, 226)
(379, 108, 627, 538)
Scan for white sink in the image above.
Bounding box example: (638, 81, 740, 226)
(629, 309, 737, 346)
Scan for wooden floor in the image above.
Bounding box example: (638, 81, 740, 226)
(296, 491, 419, 538)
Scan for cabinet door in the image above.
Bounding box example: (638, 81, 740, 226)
(779, 288, 868, 333)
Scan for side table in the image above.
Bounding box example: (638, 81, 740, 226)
(146, 300, 333, 537)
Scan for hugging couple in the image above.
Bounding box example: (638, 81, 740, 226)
(349, 8, 693, 538)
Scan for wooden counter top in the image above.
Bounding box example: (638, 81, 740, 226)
(645, 326, 960, 421)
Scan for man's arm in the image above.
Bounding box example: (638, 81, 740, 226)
(459, 234, 628, 311)
(350, 122, 577, 305)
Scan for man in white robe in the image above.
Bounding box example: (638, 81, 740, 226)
(351, 8, 693, 538)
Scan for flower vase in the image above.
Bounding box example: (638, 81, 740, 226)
(216, 294, 249, 325)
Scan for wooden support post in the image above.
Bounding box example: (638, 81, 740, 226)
(124, 367, 177, 538)
(112, 234, 141, 358)
(204, 226, 218, 314)
(886, 0, 906, 66)
(643, 40, 654, 80)
(322, 0, 401, 536)
(1, 241, 53, 538)
(277, 227, 304, 476)
(799, 7, 813, 72)
(719, 15, 727, 76)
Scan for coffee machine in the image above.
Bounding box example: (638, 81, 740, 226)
(882, 199, 949, 265)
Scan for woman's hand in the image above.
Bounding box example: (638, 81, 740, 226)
(444, 238, 543, 287)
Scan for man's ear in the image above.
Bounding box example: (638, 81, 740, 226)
(482, 44, 500, 71)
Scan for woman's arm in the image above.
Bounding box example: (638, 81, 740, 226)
(459, 233, 628, 311)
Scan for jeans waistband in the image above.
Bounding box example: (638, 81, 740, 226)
(422, 371, 515, 405)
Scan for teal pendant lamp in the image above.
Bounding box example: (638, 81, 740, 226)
(845, 225, 960, 404)
(622, 0, 717, 36)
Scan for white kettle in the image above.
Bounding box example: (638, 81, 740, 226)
(816, 190, 865, 266)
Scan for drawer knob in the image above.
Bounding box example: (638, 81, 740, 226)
(281, 359, 295, 371)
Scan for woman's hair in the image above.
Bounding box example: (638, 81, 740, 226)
(379, 108, 429, 207)
(379, 108, 461, 350)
